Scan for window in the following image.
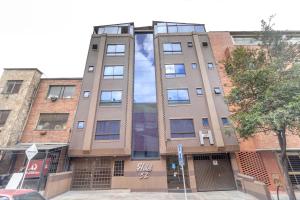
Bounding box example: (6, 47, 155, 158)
(95, 120, 120, 140)
(202, 118, 209, 127)
(191, 63, 197, 69)
(100, 90, 122, 104)
(83, 91, 90, 98)
(103, 65, 124, 79)
(214, 87, 221, 94)
(202, 42, 208, 47)
(77, 121, 85, 129)
(47, 86, 75, 99)
(196, 88, 203, 95)
(0, 110, 10, 127)
(88, 66, 94, 72)
(167, 89, 190, 104)
(165, 64, 185, 78)
(221, 117, 230, 126)
(3, 80, 22, 94)
(114, 160, 124, 176)
(92, 44, 98, 50)
(106, 44, 125, 56)
(163, 43, 182, 54)
(187, 42, 193, 47)
(170, 119, 195, 138)
(208, 63, 214, 70)
(36, 113, 69, 130)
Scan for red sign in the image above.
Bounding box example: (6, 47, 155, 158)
(25, 159, 50, 178)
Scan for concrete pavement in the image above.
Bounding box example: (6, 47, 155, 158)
(51, 190, 259, 200)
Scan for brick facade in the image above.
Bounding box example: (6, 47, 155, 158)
(20, 79, 82, 143)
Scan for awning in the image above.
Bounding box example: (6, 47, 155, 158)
(0, 143, 68, 151)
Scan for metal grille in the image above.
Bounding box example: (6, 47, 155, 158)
(237, 152, 271, 186)
(71, 158, 112, 190)
(193, 153, 236, 191)
(287, 154, 300, 185)
(113, 160, 124, 176)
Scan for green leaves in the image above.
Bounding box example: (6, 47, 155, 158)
(224, 19, 300, 137)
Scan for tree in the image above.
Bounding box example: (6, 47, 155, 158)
(224, 16, 300, 200)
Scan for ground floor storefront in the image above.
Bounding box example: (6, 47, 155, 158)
(69, 153, 237, 192)
(0, 143, 68, 190)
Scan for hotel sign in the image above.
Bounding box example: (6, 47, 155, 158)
(136, 162, 153, 179)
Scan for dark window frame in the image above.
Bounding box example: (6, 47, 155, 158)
(0, 110, 10, 127)
(100, 90, 122, 104)
(95, 120, 121, 140)
(214, 87, 221, 94)
(170, 119, 195, 138)
(196, 88, 203, 95)
(202, 118, 209, 127)
(47, 85, 76, 99)
(36, 113, 69, 131)
(113, 160, 124, 176)
(221, 117, 230, 126)
(167, 89, 190, 104)
(3, 80, 23, 94)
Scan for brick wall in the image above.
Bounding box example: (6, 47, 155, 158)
(20, 79, 81, 143)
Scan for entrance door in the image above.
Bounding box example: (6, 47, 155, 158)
(194, 154, 236, 191)
(71, 157, 112, 190)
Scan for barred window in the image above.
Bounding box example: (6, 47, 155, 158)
(36, 113, 69, 130)
(3, 80, 22, 94)
(47, 85, 75, 99)
(113, 160, 124, 176)
(95, 120, 120, 140)
(0, 110, 10, 127)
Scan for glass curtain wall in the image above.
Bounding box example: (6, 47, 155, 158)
(132, 33, 159, 159)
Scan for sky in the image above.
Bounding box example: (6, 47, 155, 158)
(0, 0, 299, 78)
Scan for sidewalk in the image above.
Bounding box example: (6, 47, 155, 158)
(52, 190, 258, 200)
(270, 191, 300, 200)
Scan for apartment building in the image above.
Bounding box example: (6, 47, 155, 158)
(69, 22, 239, 192)
(209, 31, 300, 191)
(0, 68, 42, 174)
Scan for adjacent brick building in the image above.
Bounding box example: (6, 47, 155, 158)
(209, 31, 300, 191)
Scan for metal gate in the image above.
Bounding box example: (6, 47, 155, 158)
(71, 157, 112, 190)
(287, 153, 300, 186)
(194, 153, 236, 191)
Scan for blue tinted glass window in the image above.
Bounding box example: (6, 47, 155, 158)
(163, 43, 172, 52)
(107, 44, 125, 56)
(175, 64, 185, 75)
(132, 33, 159, 159)
(104, 66, 124, 79)
(167, 89, 189, 104)
(170, 119, 195, 138)
(191, 63, 197, 69)
(221, 117, 230, 126)
(95, 120, 120, 140)
(195, 25, 205, 32)
(168, 26, 177, 33)
(196, 88, 203, 95)
(202, 118, 209, 127)
(100, 91, 122, 103)
(214, 87, 221, 94)
(77, 121, 85, 129)
(208, 63, 214, 69)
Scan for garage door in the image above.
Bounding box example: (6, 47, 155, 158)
(71, 157, 112, 190)
(194, 154, 236, 191)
